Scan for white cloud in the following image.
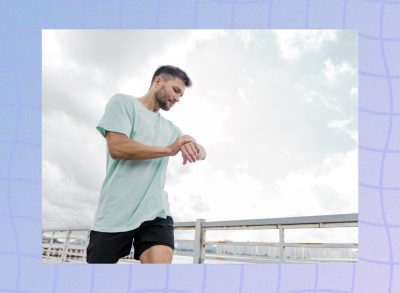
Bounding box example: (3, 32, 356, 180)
(327, 118, 353, 130)
(167, 160, 269, 222)
(169, 150, 358, 220)
(148, 30, 226, 69)
(323, 58, 356, 83)
(299, 87, 344, 116)
(163, 88, 233, 148)
(42, 30, 65, 68)
(349, 130, 358, 144)
(42, 109, 105, 229)
(238, 30, 253, 50)
(274, 30, 338, 60)
(350, 87, 358, 97)
(169, 149, 357, 243)
(237, 87, 249, 106)
(327, 118, 358, 144)
(42, 160, 97, 229)
(275, 150, 357, 216)
(235, 161, 249, 171)
(302, 88, 319, 103)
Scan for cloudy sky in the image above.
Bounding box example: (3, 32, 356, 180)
(42, 30, 357, 243)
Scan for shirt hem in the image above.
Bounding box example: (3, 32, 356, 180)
(91, 212, 172, 233)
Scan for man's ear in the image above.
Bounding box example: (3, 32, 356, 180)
(154, 76, 163, 87)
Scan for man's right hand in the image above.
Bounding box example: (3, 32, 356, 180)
(168, 135, 195, 156)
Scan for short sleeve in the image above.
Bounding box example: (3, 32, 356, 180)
(176, 126, 183, 136)
(174, 125, 183, 140)
(96, 94, 134, 138)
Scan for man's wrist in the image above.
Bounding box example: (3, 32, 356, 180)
(164, 146, 172, 157)
(197, 145, 206, 160)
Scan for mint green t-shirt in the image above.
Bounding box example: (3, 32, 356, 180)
(92, 93, 182, 232)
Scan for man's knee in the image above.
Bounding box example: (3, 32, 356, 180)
(139, 244, 173, 264)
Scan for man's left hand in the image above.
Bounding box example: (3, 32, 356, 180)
(180, 142, 200, 164)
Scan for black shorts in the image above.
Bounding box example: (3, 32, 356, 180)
(86, 216, 174, 263)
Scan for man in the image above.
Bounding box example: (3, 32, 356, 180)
(86, 65, 206, 264)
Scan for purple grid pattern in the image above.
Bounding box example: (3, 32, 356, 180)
(0, 0, 399, 292)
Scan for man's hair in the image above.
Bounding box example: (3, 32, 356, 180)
(151, 65, 192, 88)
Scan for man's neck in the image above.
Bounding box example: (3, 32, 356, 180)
(137, 93, 160, 112)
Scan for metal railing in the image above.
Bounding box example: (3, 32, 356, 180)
(42, 228, 92, 263)
(42, 213, 358, 264)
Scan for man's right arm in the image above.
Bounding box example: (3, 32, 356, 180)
(105, 131, 194, 160)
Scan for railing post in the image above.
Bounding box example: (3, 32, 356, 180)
(83, 230, 91, 261)
(279, 226, 285, 262)
(46, 231, 55, 257)
(61, 230, 72, 262)
(193, 219, 205, 264)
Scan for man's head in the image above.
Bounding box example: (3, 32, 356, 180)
(151, 65, 192, 88)
(151, 65, 192, 111)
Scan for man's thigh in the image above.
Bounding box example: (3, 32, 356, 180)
(86, 230, 134, 264)
(139, 244, 173, 264)
(133, 216, 175, 262)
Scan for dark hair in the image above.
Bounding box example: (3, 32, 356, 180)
(151, 65, 192, 88)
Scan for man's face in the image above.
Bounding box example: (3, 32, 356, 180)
(155, 77, 185, 111)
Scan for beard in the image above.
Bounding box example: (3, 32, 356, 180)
(155, 86, 171, 111)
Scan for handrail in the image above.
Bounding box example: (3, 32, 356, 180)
(42, 213, 358, 264)
(203, 213, 358, 228)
